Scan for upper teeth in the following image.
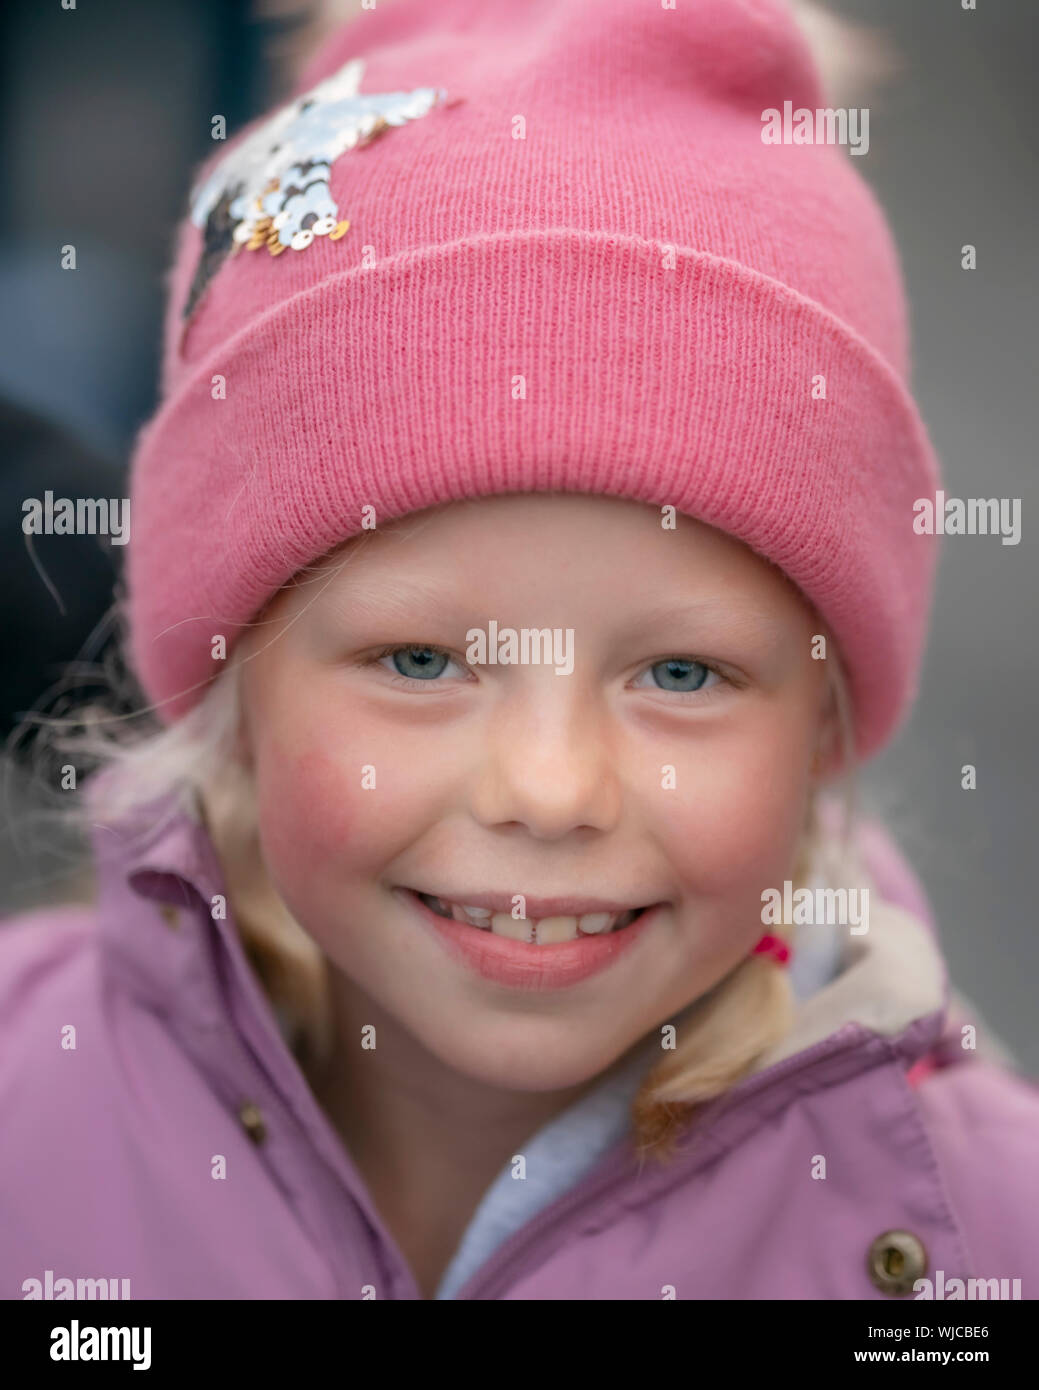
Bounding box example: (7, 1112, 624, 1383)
(419, 894, 639, 941)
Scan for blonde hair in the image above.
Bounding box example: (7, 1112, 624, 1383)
(16, 610, 856, 1164)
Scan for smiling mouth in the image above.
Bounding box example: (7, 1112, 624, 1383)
(408, 889, 654, 944)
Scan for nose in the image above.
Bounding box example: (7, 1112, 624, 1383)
(467, 674, 623, 839)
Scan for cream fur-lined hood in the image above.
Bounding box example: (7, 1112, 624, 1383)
(751, 827, 1020, 1077)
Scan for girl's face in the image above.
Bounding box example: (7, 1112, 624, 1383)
(238, 495, 832, 1091)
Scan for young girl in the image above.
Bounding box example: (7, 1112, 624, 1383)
(3, 0, 1037, 1302)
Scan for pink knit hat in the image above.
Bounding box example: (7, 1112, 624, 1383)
(126, 0, 940, 758)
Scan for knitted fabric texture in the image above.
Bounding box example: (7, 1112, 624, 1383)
(126, 0, 941, 756)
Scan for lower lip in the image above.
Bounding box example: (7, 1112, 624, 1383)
(397, 888, 662, 991)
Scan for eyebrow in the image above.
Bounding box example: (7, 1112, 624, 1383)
(616, 598, 785, 639)
(323, 584, 786, 643)
(321, 578, 472, 626)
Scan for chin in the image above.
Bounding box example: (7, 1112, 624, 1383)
(418, 1021, 625, 1094)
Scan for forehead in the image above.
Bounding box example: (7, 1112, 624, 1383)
(275, 493, 809, 625)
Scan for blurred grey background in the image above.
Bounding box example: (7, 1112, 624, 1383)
(1, 1, 1036, 1066)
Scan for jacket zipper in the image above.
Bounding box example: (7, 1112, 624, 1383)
(451, 1024, 883, 1300)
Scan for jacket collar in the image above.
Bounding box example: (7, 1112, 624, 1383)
(89, 781, 317, 1119)
(91, 783, 235, 1028)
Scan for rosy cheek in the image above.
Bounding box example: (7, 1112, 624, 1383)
(253, 745, 347, 879)
(660, 730, 811, 896)
(254, 729, 426, 884)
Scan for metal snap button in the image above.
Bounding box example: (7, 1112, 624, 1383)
(867, 1229, 928, 1295)
(237, 1101, 267, 1146)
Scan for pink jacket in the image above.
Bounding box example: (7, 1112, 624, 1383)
(2, 800, 1037, 1300)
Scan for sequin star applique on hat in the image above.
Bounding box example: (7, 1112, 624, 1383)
(182, 57, 457, 324)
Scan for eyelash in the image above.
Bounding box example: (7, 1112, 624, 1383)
(364, 644, 736, 701)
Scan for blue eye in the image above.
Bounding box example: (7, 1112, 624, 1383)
(637, 659, 719, 693)
(383, 646, 452, 680)
(368, 646, 726, 698)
